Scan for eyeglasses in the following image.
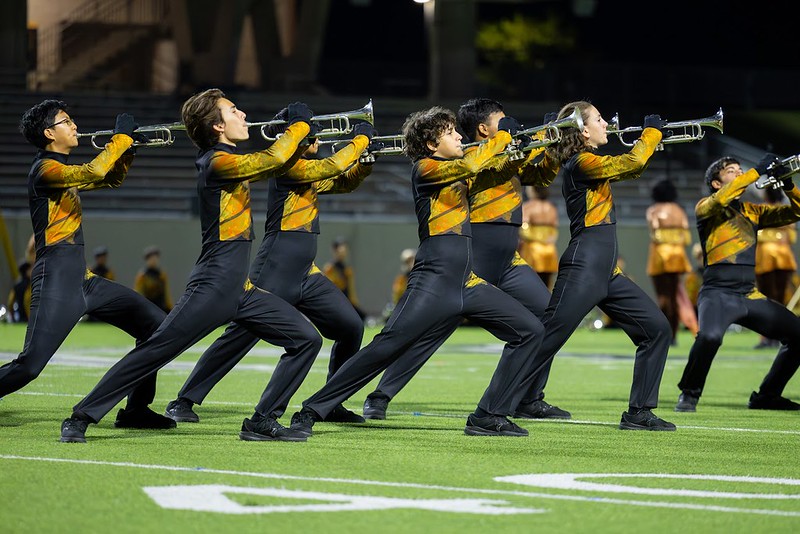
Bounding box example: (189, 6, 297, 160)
(46, 117, 75, 129)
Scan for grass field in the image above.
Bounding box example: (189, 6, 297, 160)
(1, 322, 799, 533)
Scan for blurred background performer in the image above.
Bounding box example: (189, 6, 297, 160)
(645, 179, 697, 344)
(676, 155, 800, 413)
(754, 187, 798, 349)
(519, 185, 560, 290)
(514, 101, 676, 431)
(0, 100, 172, 431)
(134, 246, 173, 313)
(323, 237, 366, 321)
(164, 118, 375, 426)
(362, 99, 565, 422)
(60, 90, 322, 443)
(290, 106, 544, 438)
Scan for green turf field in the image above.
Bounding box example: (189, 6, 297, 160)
(1, 322, 799, 533)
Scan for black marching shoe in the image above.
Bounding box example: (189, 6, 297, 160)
(464, 413, 528, 437)
(164, 398, 200, 423)
(290, 409, 319, 438)
(239, 416, 307, 442)
(363, 396, 389, 420)
(748, 391, 800, 410)
(323, 404, 366, 423)
(619, 409, 676, 431)
(514, 399, 571, 419)
(674, 392, 699, 413)
(60, 417, 88, 443)
(115, 407, 177, 429)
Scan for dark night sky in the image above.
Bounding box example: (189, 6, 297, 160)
(324, 1, 797, 70)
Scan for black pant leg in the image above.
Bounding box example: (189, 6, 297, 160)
(297, 273, 364, 379)
(234, 287, 323, 419)
(495, 255, 553, 399)
(72, 281, 241, 422)
(177, 323, 260, 405)
(83, 275, 167, 409)
(461, 280, 544, 415)
(678, 289, 744, 396)
(737, 297, 800, 397)
(302, 282, 455, 419)
(372, 317, 459, 399)
(599, 274, 672, 409)
(517, 258, 608, 404)
(0, 250, 85, 397)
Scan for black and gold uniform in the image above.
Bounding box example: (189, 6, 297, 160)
(69, 124, 324, 424)
(298, 132, 544, 421)
(171, 136, 372, 411)
(0, 137, 165, 410)
(367, 145, 558, 403)
(678, 169, 800, 402)
(516, 128, 672, 412)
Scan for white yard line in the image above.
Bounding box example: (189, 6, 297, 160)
(1, 455, 799, 517)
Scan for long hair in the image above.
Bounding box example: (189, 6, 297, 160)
(456, 98, 503, 143)
(545, 100, 594, 164)
(402, 107, 457, 161)
(181, 88, 225, 150)
(20, 100, 67, 148)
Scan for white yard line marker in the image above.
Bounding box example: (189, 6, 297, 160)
(1, 455, 799, 517)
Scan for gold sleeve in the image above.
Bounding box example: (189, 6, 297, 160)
(316, 162, 374, 195)
(416, 131, 512, 186)
(41, 134, 133, 190)
(577, 128, 662, 181)
(696, 168, 760, 220)
(210, 121, 310, 182)
(284, 135, 370, 184)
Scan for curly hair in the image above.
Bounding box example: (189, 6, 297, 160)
(402, 107, 457, 162)
(545, 100, 594, 164)
(457, 98, 503, 143)
(651, 179, 678, 203)
(20, 100, 67, 148)
(181, 88, 225, 150)
(704, 156, 739, 193)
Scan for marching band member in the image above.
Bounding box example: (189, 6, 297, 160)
(362, 98, 566, 421)
(754, 186, 798, 348)
(290, 106, 544, 437)
(164, 115, 375, 426)
(1, 100, 173, 430)
(675, 155, 800, 412)
(519, 185, 560, 289)
(645, 179, 697, 344)
(514, 101, 676, 431)
(60, 89, 322, 443)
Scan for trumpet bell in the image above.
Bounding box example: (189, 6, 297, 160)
(254, 100, 374, 141)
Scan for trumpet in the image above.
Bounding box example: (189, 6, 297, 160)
(321, 134, 405, 163)
(462, 109, 584, 161)
(248, 100, 374, 141)
(77, 122, 185, 150)
(607, 108, 724, 149)
(514, 108, 585, 145)
(755, 154, 800, 189)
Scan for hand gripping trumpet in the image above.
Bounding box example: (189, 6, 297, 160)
(462, 108, 584, 161)
(77, 122, 185, 150)
(248, 100, 374, 141)
(755, 154, 800, 190)
(607, 108, 724, 150)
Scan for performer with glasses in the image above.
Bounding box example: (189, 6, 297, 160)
(1, 100, 174, 430)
